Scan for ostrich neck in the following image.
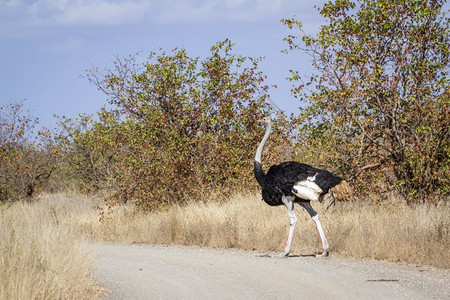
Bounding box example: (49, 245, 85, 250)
(255, 123, 272, 164)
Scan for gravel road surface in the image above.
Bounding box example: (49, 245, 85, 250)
(91, 243, 449, 300)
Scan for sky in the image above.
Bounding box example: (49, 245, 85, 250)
(1, 0, 328, 130)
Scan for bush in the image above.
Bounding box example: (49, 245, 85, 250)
(0, 101, 57, 202)
(283, 0, 449, 202)
(58, 40, 290, 207)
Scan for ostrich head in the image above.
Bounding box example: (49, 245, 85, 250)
(258, 116, 272, 128)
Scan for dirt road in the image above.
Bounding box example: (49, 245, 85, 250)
(91, 243, 449, 300)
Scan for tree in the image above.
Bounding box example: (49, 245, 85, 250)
(283, 0, 449, 201)
(55, 110, 119, 193)
(85, 40, 288, 206)
(0, 101, 57, 202)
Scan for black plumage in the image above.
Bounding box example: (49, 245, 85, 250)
(254, 161, 343, 206)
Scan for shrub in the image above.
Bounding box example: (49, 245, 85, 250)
(60, 40, 290, 207)
(0, 101, 57, 202)
(283, 0, 449, 202)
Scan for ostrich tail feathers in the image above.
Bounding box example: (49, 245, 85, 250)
(330, 180, 352, 201)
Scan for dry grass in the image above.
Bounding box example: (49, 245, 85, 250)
(325, 201, 449, 265)
(81, 192, 450, 268)
(1, 192, 448, 298)
(0, 195, 107, 300)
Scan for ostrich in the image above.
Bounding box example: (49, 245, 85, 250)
(254, 116, 351, 257)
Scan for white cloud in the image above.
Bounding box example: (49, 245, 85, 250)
(156, 0, 284, 23)
(27, 0, 151, 26)
(0, 0, 154, 38)
(0, 0, 321, 39)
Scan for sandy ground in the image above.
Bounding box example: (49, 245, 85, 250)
(90, 243, 449, 300)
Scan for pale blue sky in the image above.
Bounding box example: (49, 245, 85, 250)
(1, 0, 327, 129)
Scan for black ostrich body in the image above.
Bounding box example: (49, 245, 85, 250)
(254, 161, 343, 206)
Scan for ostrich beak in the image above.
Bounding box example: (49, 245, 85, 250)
(258, 119, 265, 124)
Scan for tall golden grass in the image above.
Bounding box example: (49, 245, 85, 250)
(1, 192, 449, 298)
(83, 192, 449, 268)
(0, 195, 107, 299)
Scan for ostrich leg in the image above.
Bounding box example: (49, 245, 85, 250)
(299, 202, 329, 257)
(273, 196, 297, 258)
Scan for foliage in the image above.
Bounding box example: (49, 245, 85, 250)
(55, 110, 120, 193)
(0, 101, 57, 202)
(73, 40, 289, 207)
(283, 0, 449, 202)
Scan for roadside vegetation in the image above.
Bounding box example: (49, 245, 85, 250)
(84, 192, 449, 268)
(0, 0, 448, 298)
(0, 195, 107, 299)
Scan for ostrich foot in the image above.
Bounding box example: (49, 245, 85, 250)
(316, 250, 329, 257)
(271, 251, 289, 258)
